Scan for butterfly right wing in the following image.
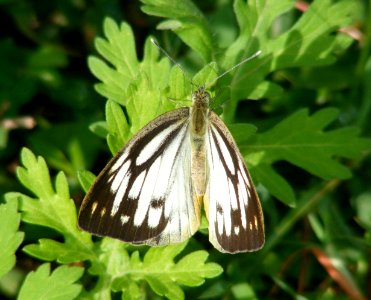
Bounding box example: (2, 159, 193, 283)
(204, 111, 264, 253)
(78, 107, 200, 245)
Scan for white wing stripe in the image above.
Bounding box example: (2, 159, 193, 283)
(239, 160, 250, 187)
(143, 121, 199, 245)
(110, 152, 128, 174)
(152, 125, 188, 199)
(111, 160, 130, 193)
(238, 172, 248, 206)
(228, 178, 238, 210)
(111, 163, 131, 216)
(237, 181, 247, 229)
(212, 127, 235, 175)
(134, 157, 161, 226)
(128, 170, 146, 198)
(136, 122, 180, 165)
(208, 129, 234, 237)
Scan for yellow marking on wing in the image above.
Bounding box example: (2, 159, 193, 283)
(91, 202, 98, 214)
(254, 215, 258, 229)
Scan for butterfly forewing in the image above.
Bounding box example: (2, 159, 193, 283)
(205, 111, 264, 253)
(78, 107, 200, 245)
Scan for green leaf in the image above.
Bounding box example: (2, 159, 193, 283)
(112, 242, 222, 300)
(89, 121, 108, 139)
(141, 0, 214, 62)
(105, 99, 130, 154)
(142, 245, 222, 299)
(223, 0, 354, 122)
(82, 239, 131, 299)
(192, 62, 218, 87)
(14, 148, 94, 263)
(354, 193, 371, 231)
(27, 121, 100, 178)
(252, 164, 295, 207)
(77, 170, 96, 193)
(16, 147, 54, 199)
(23, 239, 90, 263)
(229, 124, 257, 145)
(88, 19, 139, 103)
(18, 264, 83, 300)
(0, 200, 24, 278)
(231, 282, 258, 300)
(245, 108, 371, 204)
(90, 18, 178, 150)
(167, 65, 189, 102)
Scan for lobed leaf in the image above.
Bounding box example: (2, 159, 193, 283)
(245, 108, 371, 204)
(14, 148, 94, 263)
(0, 200, 24, 278)
(110, 242, 222, 300)
(225, 0, 355, 121)
(141, 0, 214, 62)
(18, 264, 83, 300)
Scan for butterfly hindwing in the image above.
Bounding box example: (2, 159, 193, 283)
(205, 111, 264, 253)
(78, 107, 200, 245)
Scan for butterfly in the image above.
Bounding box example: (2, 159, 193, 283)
(78, 54, 264, 254)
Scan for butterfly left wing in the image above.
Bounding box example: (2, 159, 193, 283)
(78, 107, 201, 246)
(204, 111, 264, 253)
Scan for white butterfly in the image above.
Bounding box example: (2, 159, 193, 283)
(79, 41, 264, 253)
(78, 81, 264, 253)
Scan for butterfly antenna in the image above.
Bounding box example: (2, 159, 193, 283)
(207, 50, 262, 87)
(150, 38, 192, 83)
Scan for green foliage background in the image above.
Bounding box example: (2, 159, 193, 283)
(1, 0, 370, 299)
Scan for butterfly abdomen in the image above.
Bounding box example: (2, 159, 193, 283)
(190, 87, 210, 206)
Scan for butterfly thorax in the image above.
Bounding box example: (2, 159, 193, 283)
(190, 87, 210, 205)
(190, 87, 210, 137)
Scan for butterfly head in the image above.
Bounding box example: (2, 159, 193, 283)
(192, 87, 210, 108)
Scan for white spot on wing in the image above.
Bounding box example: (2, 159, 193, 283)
(217, 211, 224, 235)
(148, 207, 163, 228)
(234, 226, 240, 235)
(120, 215, 130, 225)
